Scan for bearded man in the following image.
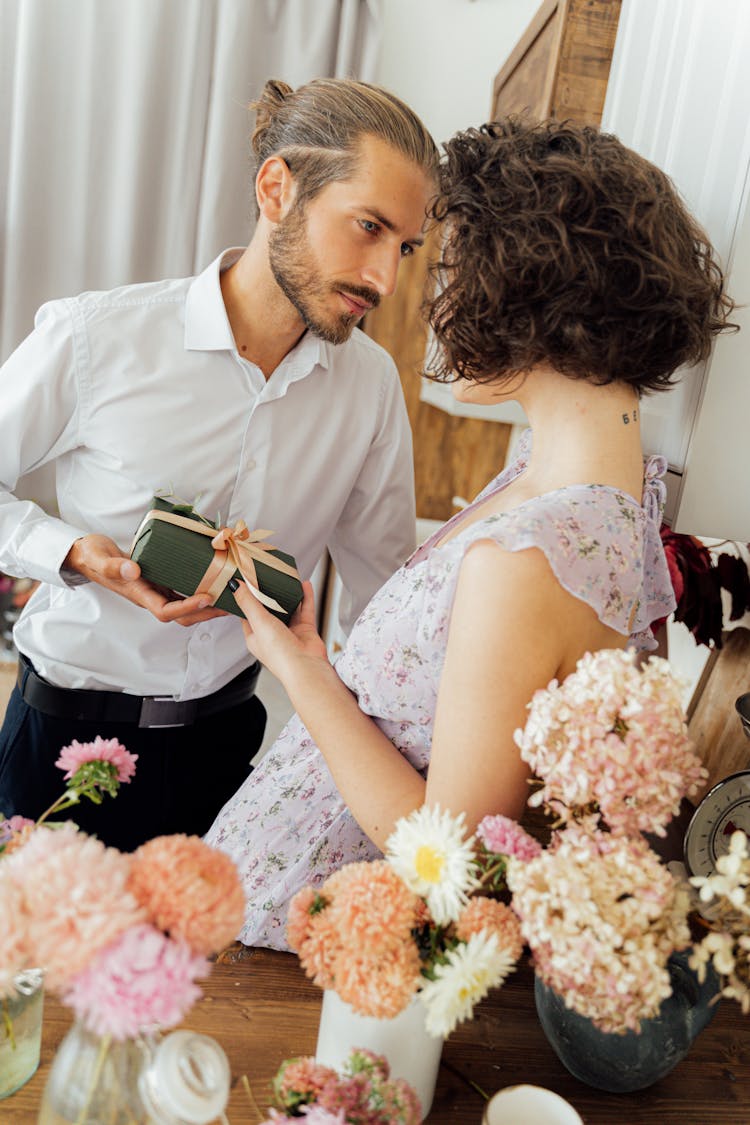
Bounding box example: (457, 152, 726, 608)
(0, 77, 437, 849)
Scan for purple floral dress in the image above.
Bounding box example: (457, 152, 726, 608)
(204, 431, 675, 948)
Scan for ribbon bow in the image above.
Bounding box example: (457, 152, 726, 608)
(202, 521, 299, 613)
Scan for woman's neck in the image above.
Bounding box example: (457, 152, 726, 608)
(514, 368, 646, 498)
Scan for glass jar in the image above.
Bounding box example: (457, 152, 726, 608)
(139, 1030, 231, 1124)
(0, 969, 44, 1100)
(37, 1022, 230, 1125)
(37, 1021, 146, 1124)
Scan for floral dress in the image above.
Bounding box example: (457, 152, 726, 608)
(204, 430, 675, 949)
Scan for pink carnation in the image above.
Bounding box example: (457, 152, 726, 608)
(55, 736, 137, 783)
(477, 815, 542, 861)
(5, 823, 145, 991)
(63, 923, 208, 1040)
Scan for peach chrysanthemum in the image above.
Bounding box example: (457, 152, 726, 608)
(295, 912, 340, 990)
(455, 898, 524, 960)
(286, 886, 320, 952)
(5, 823, 145, 992)
(128, 835, 245, 956)
(325, 861, 418, 952)
(334, 943, 422, 1019)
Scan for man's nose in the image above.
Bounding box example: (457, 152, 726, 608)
(361, 244, 402, 298)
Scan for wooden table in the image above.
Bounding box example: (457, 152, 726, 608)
(8, 948, 750, 1124)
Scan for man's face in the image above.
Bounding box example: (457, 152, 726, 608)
(269, 134, 433, 345)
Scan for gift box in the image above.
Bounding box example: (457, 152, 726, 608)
(130, 497, 303, 620)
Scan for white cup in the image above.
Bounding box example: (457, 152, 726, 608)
(482, 1084, 583, 1125)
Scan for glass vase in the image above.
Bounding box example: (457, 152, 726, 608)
(534, 950, 721, 1093)
(315, 989, 443, 1121)
(37, 1020, 147, 1124)
(0, 969, 44, 1100)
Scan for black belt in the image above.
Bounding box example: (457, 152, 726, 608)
(17, 654, 261, 729)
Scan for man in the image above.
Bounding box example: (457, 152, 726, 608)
(0, 77, 438, 849)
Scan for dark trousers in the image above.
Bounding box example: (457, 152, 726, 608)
(0, 671, 265, 851)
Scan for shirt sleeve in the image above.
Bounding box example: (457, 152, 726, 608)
(327, 358, 416, 634)
(0, 300, 91, 585)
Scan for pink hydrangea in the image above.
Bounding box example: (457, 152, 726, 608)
(63, 923, 209, 1040)
(55, 736, 138, 783)
(4, 823, 145, 991)
(0, 871, 29, 997)
(507, 825, 692, 1033)
(514, 649, 707, 836)
(476, 815, 542, 861)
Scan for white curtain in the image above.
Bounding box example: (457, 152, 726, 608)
(0, 0, 383, 365)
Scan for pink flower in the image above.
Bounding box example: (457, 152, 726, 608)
(0, 815, 36, 853)
(476, 815, 542, 861)
(5, 823, 145, 991)
(300, 1110, 347, 1125)
(128, 835, 245, 956)
(0, 871, 29, 997)
(514, 649, 707, 836)
(273, 1056, 338, 1106)
(62, 923, 209, 1040)
(55, 736, 137, 784)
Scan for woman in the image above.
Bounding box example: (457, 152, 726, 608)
(205, 118, 733, 948)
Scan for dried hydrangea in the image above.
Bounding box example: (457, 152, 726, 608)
(514, 648, 706, 836)
(507, 825, 692, 1034)
(689, 830, 750, 1014)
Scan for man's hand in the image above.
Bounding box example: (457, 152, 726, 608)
(63, 535, 226, 626)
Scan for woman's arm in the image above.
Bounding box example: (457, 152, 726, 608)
(233, 542, 620, 846)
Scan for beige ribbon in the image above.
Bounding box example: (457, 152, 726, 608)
(133, 509, 300, 614)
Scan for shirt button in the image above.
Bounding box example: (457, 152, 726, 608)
(199, 632, 211, 643)
(246, 458, 256, 470)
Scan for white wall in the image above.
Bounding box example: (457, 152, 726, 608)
(376, 0, 539, 145)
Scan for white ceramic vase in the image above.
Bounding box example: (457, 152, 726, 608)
(315, 989, 443, 1121)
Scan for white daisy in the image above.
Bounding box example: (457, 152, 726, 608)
(384, 805, 478, 925)
(419, 931, 516, 1037)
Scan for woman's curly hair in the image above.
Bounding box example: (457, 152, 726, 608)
(427, 118, 735, 392)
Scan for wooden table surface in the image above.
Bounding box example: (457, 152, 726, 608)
(7, 948, 749, 1124)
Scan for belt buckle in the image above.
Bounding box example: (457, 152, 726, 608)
(138, 696, 198, 729)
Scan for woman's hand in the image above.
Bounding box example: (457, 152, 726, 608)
(232, 579, 329, 682)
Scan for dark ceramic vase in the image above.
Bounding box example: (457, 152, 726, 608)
(534, 951, 720, 1093)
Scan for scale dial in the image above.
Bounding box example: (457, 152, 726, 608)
(684, 770, 750, 877)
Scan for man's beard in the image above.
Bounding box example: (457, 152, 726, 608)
(269, 203, 380, 345)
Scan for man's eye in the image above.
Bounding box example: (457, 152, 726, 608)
(359, 220, 379, 235)
(400, 243, 415, 258)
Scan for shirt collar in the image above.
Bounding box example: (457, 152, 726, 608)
(184, 247, 331, 376)
(184, 248, 243, 352)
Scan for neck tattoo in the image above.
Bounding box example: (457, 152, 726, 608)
(621, 407, 638, 425)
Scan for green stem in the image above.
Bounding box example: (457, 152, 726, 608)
(35, 790, 80, 828)
(1, 998, 16, 1050)
(74, 1033, 112, 1125)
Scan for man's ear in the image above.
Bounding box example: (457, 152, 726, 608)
(255, 156, 297, 223)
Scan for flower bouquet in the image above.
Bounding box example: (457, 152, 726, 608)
(258, 1047, 422, 1125)
(288, 804, 528, 1040)
(0, 737, 245, 1120)
(286, 802, 537, 1119)
(491, 647, 740, 1092)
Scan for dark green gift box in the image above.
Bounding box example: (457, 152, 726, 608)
(130, 497, 303, 620)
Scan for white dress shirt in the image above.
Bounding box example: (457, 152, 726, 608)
(0, 249, 416, 696)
